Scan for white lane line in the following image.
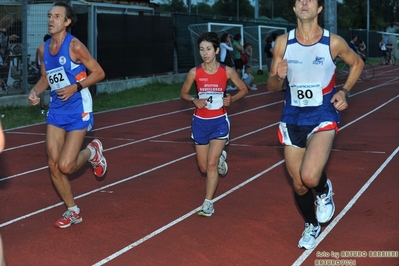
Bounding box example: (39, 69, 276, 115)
(0, 101, 283, 181)
(0, 153, 194, 228)
(292, 146, 399, 266)
(91, 96, 399, 264)
(92, 160, 285, 266)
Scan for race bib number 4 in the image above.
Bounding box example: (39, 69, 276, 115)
(198, 91, 224, 110)
(290, 83, 323, 107)
(46, 67, 70, 91)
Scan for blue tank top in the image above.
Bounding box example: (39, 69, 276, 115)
(282, 29, 339, 125)
(44, 33, 92, 114)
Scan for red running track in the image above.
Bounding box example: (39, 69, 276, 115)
(0, 64, 398, 266)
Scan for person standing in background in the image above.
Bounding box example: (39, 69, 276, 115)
(264, 35, 274, 73)
(243, 42, 258, 90)
(0, 15, 18, 91)
(27, 2, 107, 228)
(219, 33, 236, 91)
(379, 37, 387, 65)
(35, 34, 52, 114)
(232, 33, 244, 78)
(180, 32, 247, 217)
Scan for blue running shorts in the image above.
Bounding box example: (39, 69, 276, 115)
(47, 112, 94, 133)
(191, 114, 230, 145)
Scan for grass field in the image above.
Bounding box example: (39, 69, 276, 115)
(0, 72, 269, 130)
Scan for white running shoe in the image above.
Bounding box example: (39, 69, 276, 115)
(250, 85, 258, 91)
(217, 150, 228, 176)
(298, 223, 321, 250)
(198, 200, 215, 217)
(315, 179, 335, 223)
(226, 85, 237, 91)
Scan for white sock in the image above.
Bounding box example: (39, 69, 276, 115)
(204, 199, 212, 204)
(87, 145, 96, 160)
(68, 206, 80, 214)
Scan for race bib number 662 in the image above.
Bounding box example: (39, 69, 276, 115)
(46, 66, 70, 91)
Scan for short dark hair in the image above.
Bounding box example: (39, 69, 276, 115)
(53, 2, 77, 31)
(233, 33, 241, 41)
(197, 32, 220, 51)
(220, 33, 229, 43)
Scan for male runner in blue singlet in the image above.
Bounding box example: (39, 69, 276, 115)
(267, 0, 364, 249)
(28, 2, 106, 228)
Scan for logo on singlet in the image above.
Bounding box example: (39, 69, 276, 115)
(59, 56, 66, 65)
(313, 56, 324, 65)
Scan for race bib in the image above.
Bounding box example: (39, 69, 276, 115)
(46, 66, 71, 91)
(198, 91, 224, 110)
(290, 83, 323, 107)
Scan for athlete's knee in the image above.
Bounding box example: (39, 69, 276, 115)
(57, 160, 75, 175)
(300, 171, 320, 188)
(197, 162, 207, 174)
(206, 160, 218, 173)
(293, 180, 308, 195)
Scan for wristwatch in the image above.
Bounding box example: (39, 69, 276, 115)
(340, 88, 350, 98)
(190, 96, 196, 103)
(76, 82, 83, 92)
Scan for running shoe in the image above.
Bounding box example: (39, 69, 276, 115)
(198, 200, 215, 217)
(315, 179, 335, 223)
(298, 223, 321, 250)
(250, 85, 258, 91)
(87, 139, 107, 178)
(55, 210, 83, 228)
(217, 150, 228, 176)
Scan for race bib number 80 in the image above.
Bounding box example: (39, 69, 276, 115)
(290, 83, 323, 107)
(46, 66, 70, 91)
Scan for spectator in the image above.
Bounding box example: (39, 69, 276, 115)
(348, 34, 357, 53)
(357, 39, 367, 62)
(219, 33, 236, 91)
(242, 64, 257, 91)
(0, 15, 18, 91)
(243, 42, 258, 67)
(386, 40, 394, 64)
(379, 37, 388, 65)
(35, 34, 52, 114)
(232, 33, 244, 78)
(264, 35, 273, 72)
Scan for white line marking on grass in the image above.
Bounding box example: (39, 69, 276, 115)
(292, 146, 399, 266)
(92, 160, 285, 266)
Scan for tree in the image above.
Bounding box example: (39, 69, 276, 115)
(159, 0, 186, 13)
(191, 2, 214, 15)
(212, 0, 254, 19)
